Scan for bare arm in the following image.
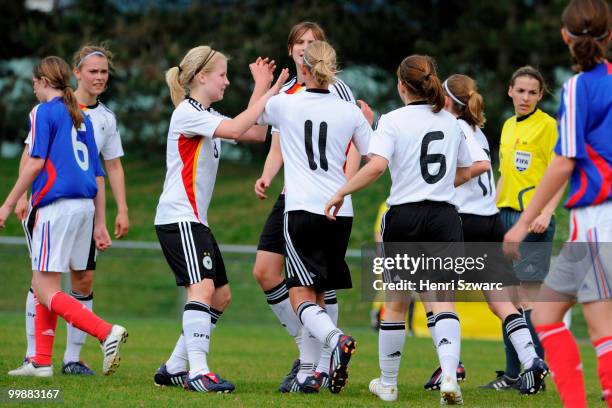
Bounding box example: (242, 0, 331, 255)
(454, 167, 471, 187)
(0, 157, 44, 228)
(15, 147, 31, 220)
(345, 144, 362, 180)
(93, 176, 112, 251)
(325, 155, 389, 220)
(469, 161, 490, 179)
(254, 132, 283, 199)
(104, 158, 129, 238)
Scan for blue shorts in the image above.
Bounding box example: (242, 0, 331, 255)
(499, 207, 555, 283)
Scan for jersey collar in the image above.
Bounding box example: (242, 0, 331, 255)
(186, 96, 211, 111)
(306, 88, 330, 94)
(406, 100, 428, 106)
(516, 108, 538, 122)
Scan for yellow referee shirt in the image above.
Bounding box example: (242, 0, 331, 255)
(497, 109, 558, 211)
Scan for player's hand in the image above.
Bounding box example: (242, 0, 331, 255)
(503, 221, 529, 260)
(94, 223, 112, 251)
(269, 68, 290, 95)
(250, 57, 276, 86)
(529, 212, 552, 234)
(0, 204, 11, 229)
(324, 194, 345, 221)
(357, 100, 375, 126)
(14, 196, 29, 221)
(114, 211, 129, 239)
(254, 176, 271, 200)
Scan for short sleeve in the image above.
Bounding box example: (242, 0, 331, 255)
(459, 121, 488, 163)
(178, 108, 225, 139)
(555, 75, 587, 159)
(368, 114, 395, 161)
(28, 105, 51, 159)
(351, 108, 373, 155)
(456, 127, 472, 168)
(99, 113, 125, 160)
(331, 80, 356, 104)
(257, 94, 283, 128)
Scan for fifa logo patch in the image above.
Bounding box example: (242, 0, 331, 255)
(202, 252, 213, 270)
(514, 150, 532, 172)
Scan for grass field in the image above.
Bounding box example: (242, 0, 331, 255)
(0, 312, 604, 408)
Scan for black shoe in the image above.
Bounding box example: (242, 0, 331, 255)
(284, 375, 321, 393)
(479, 370, 519, 390)
(329, 335, 357, 394)
(62, 361, 95, 375)
(424, 361, 466, 391)
(186, 372, 235, 393)
(518, 358, 549, 395)
(278, 359, 300, 392)
(154, 364, 187, 387)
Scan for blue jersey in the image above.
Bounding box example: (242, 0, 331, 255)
(555, 61, 612, 209)
(28, 97, 105, 208)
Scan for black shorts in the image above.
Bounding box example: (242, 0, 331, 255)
(283, 210, 352, 292)
(381, 201, 463, 292)
(459, 212, 519, 286)
(23, 206, 96, 271)
(156, 221, 228, 287)
(382, 201, 463, 242)
(257, 194, 285, 254)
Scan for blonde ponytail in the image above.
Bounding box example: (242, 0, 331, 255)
(303, 41, 337, 87)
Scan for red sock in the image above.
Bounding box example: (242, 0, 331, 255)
(49, 291, 112, 341)
(594, 336, 612, 407)
(33, 298, 58, 366)
(536, 322, 587, 408)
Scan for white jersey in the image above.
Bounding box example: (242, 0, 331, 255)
(260, 89, 372, 216)
(454, 119, 498, 216)
(368, 102, 472, 206)
(25, 101, 124, 160)
(154, 97, 229, 226)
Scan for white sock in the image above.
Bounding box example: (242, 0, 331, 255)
(297, 301, 342, 348)
(426, 311, 437, 349)
(63, 291, 93, 364)
(166, 333, 188, 373)
(209, 307, 223, 333)
(25, 288, 36, 358)
(297, 331, 320, 382)
(317, 293, 338, 375)
(183, 301, 211, 378)
(324, 291, 339, 325)
(379, 320, 406, 386)
(504, 313, 538, 369)
(434, 312, 461, 382)
(265, 282, 300, 337)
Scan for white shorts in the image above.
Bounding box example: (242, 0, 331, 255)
(544, 201, 612, 302)
(30, 198, 95, 273)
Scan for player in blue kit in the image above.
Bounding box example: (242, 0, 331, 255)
(0, 56, 127, 377)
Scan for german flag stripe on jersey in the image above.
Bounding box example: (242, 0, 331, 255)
(178, 134, 203, 222)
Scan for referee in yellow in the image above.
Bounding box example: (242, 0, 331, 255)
(481, 66, 565, 390)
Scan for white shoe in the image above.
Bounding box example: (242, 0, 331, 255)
(8, 361, 53, 377)
(101, 325, 128, 376)
(440, 375, 463, 405)
(369, 377, 398, 402)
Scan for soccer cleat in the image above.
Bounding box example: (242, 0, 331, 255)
(8, 360, 53, 377)
(62, 361, 95, 375)
(154, 364, 187, 387)
(283, 375, 321, 393)
(314, 371, 330, 389)
(278, 358, 300, 392)
(518, 358, 549, 395)
(369, 377, 398, 402)
(424, 362, 466, 391)
(186, 372, 235, 393)
(479, 370, 519, 390)
(440, 375, 463, 405)
(101, 324, 128, 376)
(329, 334, 357, 394)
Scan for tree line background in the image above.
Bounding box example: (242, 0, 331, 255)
(0, 0, 594, 162)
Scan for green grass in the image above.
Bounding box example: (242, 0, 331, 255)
(0, 312, 604, 408)
(0, 156, 568, 247)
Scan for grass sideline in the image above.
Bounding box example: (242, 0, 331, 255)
(0, 312, 604, 408)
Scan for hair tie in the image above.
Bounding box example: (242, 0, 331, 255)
(423, 73, 432, 81)
(443, 80, 466, 107)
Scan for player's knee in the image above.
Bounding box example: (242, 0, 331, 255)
(215, 287, 232, 310)
(71, 271, 93, 294)
(252, 263, 267, 285)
